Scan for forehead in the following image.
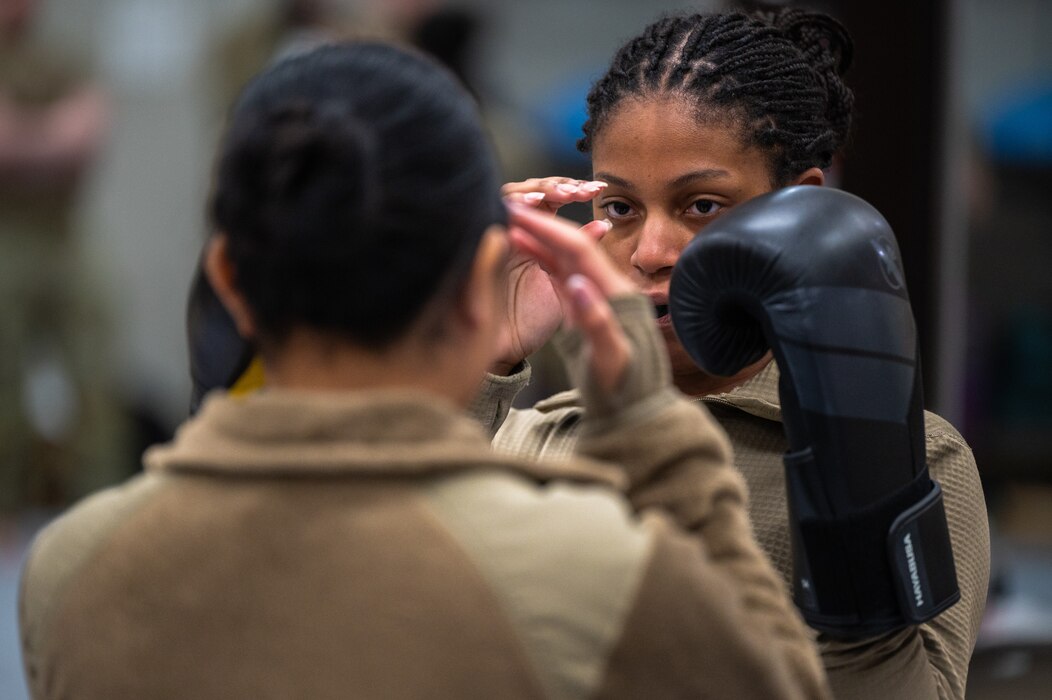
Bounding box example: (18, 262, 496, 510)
(591, 95, 772, 189)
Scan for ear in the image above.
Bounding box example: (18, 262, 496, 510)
(203, 234, 258, 340)
(455, 225, 508, 332)
(792, 167, 826, 187)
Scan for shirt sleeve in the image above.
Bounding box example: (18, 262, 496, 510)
(467, 361, 531, 438)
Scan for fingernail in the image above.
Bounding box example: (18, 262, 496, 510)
(523, 192, 545, 203)
(600, 218, 612, 229)
(580, 181, 607, 193)
(567, 274, 591, 308)
(556, 183, 580, 194)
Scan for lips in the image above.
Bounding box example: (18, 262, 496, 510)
(642, 289, 672, 328)
(650, 297, 673, 330)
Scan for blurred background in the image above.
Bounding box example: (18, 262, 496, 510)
(1, 0, 1050, 696)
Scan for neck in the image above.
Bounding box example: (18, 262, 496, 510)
(262, 329, 475, 406)
(673, 353, 773, 398)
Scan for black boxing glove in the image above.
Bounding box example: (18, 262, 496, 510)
(186, 255, 255, 414)
(669, 186, 959, 638)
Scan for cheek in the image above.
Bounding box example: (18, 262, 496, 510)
(663, 327, 699, 374)
(597, 233, 635, 275)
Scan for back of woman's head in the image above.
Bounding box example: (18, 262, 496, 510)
(211, 42, 504, 349)
(579, 8, 854, 185)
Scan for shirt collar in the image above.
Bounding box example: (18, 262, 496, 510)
(704, 360, 783, 422)
(146, 388, 621, 487)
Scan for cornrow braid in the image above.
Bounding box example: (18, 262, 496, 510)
(578, 8, 855, 186)
(641, 19, 682, 86)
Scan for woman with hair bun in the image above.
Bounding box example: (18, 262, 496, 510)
(19, 41, 831, 699)
(491, 8, 989, 699)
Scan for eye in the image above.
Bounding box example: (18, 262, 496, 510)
(687, 199, 723, 216)
(602, 201, 635, 219)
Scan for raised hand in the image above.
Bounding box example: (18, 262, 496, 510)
(491, 202, 610, 375)
(500, 176, 607, 215)
(507, 204, 637, 393)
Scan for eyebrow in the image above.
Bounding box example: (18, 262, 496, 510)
(595, 169, 732, 190)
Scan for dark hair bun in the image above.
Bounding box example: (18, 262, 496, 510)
(768, 8, 853, 75)
(210, 43, 504, 348)
(216, 102, 378, 254)
(265, 104, 376, 214)
(765, 8, 855, 148)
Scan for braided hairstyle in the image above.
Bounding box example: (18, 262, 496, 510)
(211, 42, 505, 349)
(578, 8, 854, 186)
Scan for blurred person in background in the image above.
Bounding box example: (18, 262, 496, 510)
(0, 0, 128, 518)
(212, 0, 347, 111)
(212, 0, 484, 115)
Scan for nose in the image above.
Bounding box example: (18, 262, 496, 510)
(630, 216, 688, 280)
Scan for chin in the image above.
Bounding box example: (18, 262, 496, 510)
(660, 326, 712, 381)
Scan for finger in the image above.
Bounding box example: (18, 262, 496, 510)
(564, 274, 631, 393)
(501, 176, 582, 197)
(578, 218, 612, 242)
(502, 177, 608, 210)
(508, 226, 559, 275)
(501, 190, 565, 216)
(509, 206, 612, 284)
(517, 214, 614, 257)
(509, 204, 592, 258)
(544, 180, 608, 206)
(509, 204, 634, 297)
(502, 191, 547, 208)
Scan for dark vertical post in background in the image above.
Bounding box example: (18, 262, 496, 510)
(824, 0, 949, 400)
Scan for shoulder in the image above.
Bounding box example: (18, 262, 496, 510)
(923, 410, 970, 448)
(425, 468, 649, 566)
(21, 474, 167, 638)
(421, 468, 654, 697)
(19, 472, 168, 696)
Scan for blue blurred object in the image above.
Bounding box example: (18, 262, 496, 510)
(532, 73, 594, 166)
(983, 81, 1052, 165)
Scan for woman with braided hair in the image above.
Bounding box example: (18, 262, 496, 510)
(488, 7, 989, 700)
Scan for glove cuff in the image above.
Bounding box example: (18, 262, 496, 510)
(553, 293, 671, 420)
(786, 451, 961, 638)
